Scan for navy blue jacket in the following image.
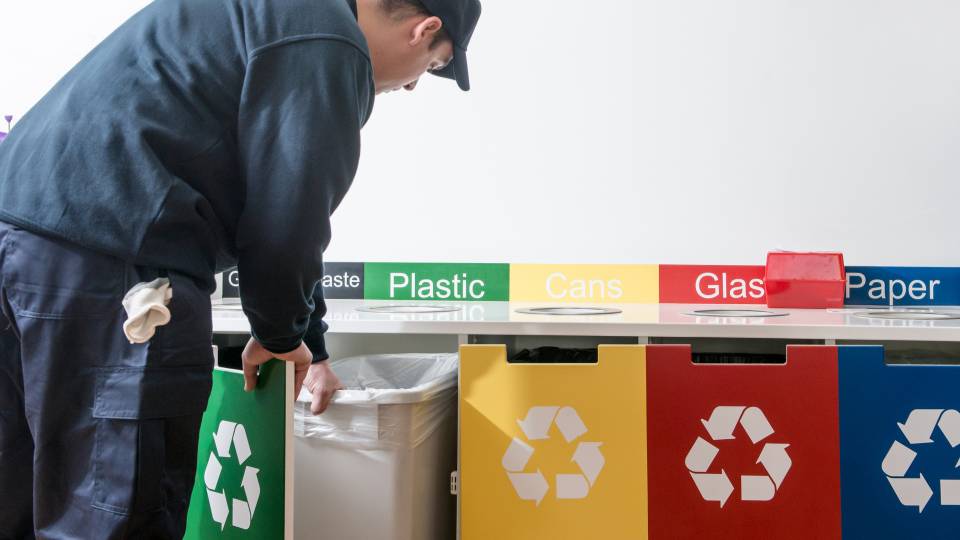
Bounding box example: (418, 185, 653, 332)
(0, 0, 375, 359)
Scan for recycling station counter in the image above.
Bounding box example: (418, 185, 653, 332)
(200, 299, 960, 539)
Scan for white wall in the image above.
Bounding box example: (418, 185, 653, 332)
(3, 1, 959, 266)
(0, 1, 152, 114)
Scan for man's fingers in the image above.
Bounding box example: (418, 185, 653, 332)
(243, 360, 259, 392)
(305, 359, 343, 415)
(293, 365, 308, 401)
(310, 390, 324, 415)
(311, 386, 337, 415)
(241, 337, 273, 392)
(321, 387, 337, 413)
(293, 377, 304, 401)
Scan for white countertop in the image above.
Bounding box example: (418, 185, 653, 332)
(211, 300, 960, 342)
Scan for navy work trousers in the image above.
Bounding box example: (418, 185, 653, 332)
(0, 222, 215, 539)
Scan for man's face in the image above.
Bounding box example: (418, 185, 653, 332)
(371, 16, 454, 94)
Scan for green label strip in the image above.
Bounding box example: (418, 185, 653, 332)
(364, 263, 510, 301)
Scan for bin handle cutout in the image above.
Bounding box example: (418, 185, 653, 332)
(682, 345, 832, 367)
(462, 344, 646, 368)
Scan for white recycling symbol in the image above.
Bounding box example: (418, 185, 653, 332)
(203, 420, 261, 530)
(685, 406, 792, 507)
(501, 406, 605, 506)
(882, 409, 960, 512)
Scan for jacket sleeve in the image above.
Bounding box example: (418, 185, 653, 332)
(303, 283, 330, 363)
(234, 39, 371, 355)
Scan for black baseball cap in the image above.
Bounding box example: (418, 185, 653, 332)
(420, 0, 481, 91)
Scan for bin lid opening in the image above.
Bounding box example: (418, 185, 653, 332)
(357, 305, 461, 314)
(515, 307, 622, 316)
(853, 311, 960, 321)
(686, 309, 789, 318)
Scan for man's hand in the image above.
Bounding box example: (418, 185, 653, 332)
(242, 338, 312, 398)
(303, 360, 343, 415)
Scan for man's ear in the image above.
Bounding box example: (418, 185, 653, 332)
(410, 15, 443, 46)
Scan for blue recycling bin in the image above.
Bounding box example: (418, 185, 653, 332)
(839, 346, 960, 539)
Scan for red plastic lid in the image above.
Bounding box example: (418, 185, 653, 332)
(765, 252, 844, 281)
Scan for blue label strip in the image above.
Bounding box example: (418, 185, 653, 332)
(845, 267, 960, 307)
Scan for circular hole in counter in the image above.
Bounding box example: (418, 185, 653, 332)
(356, 305, 462, 314)
(515, 307, 623, 316)
(686, 309, 789, 318)
(829, 307, 935, 314)
(853, 311, 960, 321)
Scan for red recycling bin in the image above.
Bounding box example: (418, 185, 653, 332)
(646, 345, 842, 540)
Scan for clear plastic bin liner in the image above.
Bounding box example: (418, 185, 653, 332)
(294, 353, 458, 448)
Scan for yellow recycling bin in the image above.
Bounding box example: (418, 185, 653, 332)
(459, 345, 648, 540)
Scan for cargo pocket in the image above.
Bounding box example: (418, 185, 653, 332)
(91, 364, 212, 515)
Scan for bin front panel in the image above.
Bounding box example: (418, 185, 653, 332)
(460, 345, 648, 540)
(184, 360, 289, 539)
(838, 346, 960, 539)
(646, 345, 841, 540)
